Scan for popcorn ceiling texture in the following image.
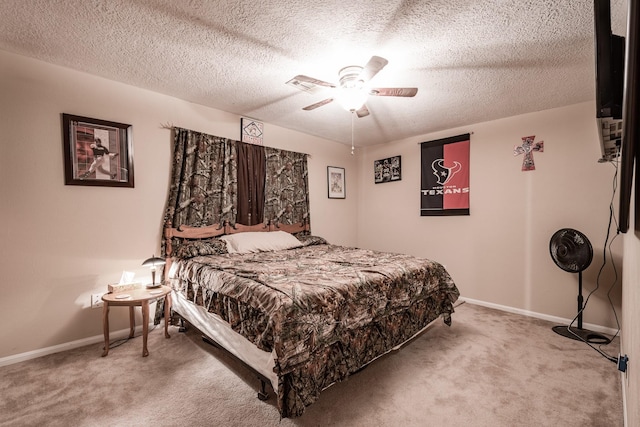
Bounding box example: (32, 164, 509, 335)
(0, 0, 628, 146)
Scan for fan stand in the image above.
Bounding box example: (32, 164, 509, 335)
(552, 271, 611, 344)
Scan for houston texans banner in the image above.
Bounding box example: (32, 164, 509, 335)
(420, 133, 470, 216)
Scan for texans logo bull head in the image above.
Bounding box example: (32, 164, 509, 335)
(431, 159, 462, 185)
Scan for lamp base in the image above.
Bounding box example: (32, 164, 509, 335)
(146, 283, 161, 289)
(552, 325, 610, 344)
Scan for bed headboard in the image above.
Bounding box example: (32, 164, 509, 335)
(163, 220, 310, 278)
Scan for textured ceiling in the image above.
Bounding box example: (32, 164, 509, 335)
(0, 0, 629, 148)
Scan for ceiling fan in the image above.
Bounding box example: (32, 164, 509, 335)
(287, 56, 418, 118)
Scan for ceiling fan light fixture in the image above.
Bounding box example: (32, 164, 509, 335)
(336, 86, 368, 112)
(336, 65, 368, 111)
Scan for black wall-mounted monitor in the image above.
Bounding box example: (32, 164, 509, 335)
(621, 0, 640, 233)
(594, 0, 625, 163)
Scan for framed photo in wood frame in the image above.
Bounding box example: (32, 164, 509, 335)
(327, 166, 346, 199)
(62, 114, 134, 187)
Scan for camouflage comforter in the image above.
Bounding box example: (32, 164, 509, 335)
(168, 243, 459, 417)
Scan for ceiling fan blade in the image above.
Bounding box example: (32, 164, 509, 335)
(359, 56, 388, 82)
(355, 104, 370, 118)
(293, 75, 336, 88)
(370, 87, 418, 97)
(302, 98, 334, 111)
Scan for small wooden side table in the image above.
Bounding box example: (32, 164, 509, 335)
(101, 285, 172, 357)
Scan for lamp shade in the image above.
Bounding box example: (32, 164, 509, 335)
(142, 255, 166, 286)
(142, 255, 166, 268)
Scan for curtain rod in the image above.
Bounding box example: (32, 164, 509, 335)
(163, 124, 311, 157)
(417, 131, 473, 144)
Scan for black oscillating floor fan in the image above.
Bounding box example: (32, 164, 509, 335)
(549, 228, 610, 344)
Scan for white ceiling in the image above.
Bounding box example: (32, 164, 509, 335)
(0, 0, 629, 148)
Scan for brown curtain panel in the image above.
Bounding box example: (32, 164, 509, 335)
(235, 142, 266, 225)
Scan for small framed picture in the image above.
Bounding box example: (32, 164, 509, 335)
(374, 155, 401, 184)
(327, 166, 346, 199)
(62, 114, 134, 187)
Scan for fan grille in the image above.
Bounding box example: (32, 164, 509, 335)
(549, 228, 593, 273)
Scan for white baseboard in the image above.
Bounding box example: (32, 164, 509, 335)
(0, 324, 155, 368)
(459, 297, 620, 337)
(0, 299, 620, 368)
(621, 371, 628, 427)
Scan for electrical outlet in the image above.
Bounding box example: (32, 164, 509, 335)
(91, 293, 104, 309)
(618, 354, 629, 373)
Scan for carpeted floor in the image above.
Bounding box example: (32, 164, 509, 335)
(0, 302, 623, 426)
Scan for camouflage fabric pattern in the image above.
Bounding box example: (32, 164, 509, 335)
(169, 243, 459, 417)
(162, 128, 311, 257)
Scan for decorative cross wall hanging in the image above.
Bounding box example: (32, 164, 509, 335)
(514, 135, 544, 171)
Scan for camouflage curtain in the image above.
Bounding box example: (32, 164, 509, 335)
(264, 147, 309, 225)
(162, 128, 310, 251)
(162, 128, 237, 254)
(156, 128, 309, 323)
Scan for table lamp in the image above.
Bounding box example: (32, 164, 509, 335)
(142, 255, 166, 288)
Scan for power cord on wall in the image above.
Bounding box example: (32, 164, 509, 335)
(567, 160, 624, 367)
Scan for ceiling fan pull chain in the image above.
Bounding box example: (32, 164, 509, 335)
(351, 111, 355, 155)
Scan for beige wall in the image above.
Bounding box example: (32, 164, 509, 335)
(622, 192, 640, 427)
(0, 49, 625, 351)
(357, 102, 623, 330)
(0, 50, 358, 358)
(2, 46, 637, 425)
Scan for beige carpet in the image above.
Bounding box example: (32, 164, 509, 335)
(0, 303, 623, 426)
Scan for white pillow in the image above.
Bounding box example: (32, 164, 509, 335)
(219, 231, 302, 254)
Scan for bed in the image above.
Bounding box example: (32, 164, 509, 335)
(162, 220, 460, 418)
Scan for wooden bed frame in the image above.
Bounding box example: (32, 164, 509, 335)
(164, 220, 309, 276)
(162, 220, 310, 401)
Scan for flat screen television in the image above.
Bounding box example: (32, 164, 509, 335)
(594, 0, 625, 163)
(621, 0, 640, 233)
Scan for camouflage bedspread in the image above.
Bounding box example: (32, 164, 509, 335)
(168, 243, 459, 417)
